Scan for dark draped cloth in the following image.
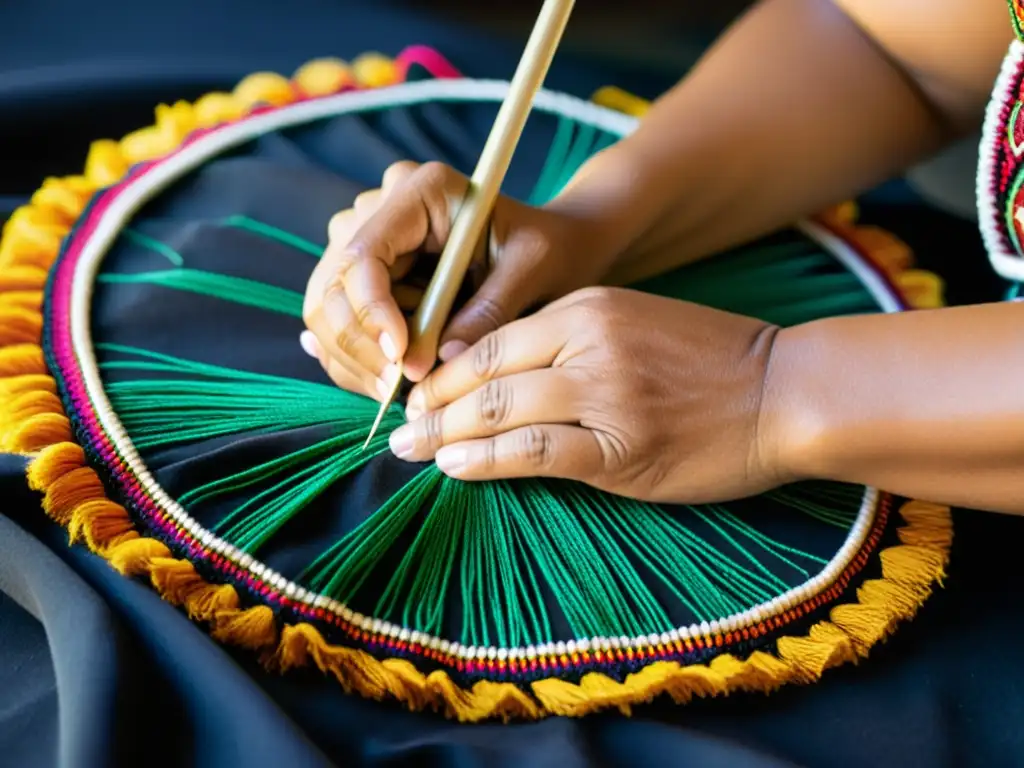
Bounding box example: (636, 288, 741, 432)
(0, 1, 1021, 767)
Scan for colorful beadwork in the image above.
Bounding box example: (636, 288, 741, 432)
(976, 3, 1024, 282)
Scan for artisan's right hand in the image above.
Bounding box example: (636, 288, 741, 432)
(301, 160, 618, 401)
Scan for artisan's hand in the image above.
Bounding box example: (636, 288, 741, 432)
(389, 287, 791, 504)
(301, 160, 615, 400)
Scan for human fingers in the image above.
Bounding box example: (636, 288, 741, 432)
(388, 369, 582, 461)
(431, 220, 551, 366)
(432, 424, 607, 483)
(299, 329, 394, 401)
(403, 307, 573, 420)
(305, 208, 395, 376)
(339, 162, 470, 362)
(311, 161, 427, 369)
(321, 216, 407, 367)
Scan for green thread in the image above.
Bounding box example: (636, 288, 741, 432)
(99, 343, 861, 645)
(98, 269, 303, 317)
(92, 112, 884, 648)
(221, 215, 325, 257)
(122, 229, 183, 266)
(528, 116, 576, 205)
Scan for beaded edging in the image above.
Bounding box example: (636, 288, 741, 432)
(976, 3, 1024, 282)
(0, 51, 953, 721)
(978, 38, 1024, 282)
(55, 80, 883, 671)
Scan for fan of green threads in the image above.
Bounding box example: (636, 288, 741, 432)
(91, 109, 881, 648)
(99, 341, 863, 646)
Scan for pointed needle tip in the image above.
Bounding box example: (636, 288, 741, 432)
(361, 365, 404, 451)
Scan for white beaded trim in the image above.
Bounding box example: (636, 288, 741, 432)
(978, 40, 1024, 283)
(67, 77, 891, 661)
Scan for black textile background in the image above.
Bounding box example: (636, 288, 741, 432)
(87, 99, 861, 665)
(0, 1, 1022, 767)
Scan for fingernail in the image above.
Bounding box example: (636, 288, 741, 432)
(438, 340, 468, 362)
(382, 363, 401, 389)
(435, 446, 466, 474)
(389, 424, 414, 458)
(379, 332, 399, 362)
(376, 365, 401, 399)
(404, 406, 421, 422)
(299, 331, 318, 359)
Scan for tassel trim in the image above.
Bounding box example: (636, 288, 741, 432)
(0, 60, 952, 722)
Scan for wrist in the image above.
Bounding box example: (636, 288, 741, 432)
(757, 321, 836, 485)
(542, 142, 660, 280)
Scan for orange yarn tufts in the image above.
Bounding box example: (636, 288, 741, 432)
(148, 557, 209, 605)
(0, 267, 48, 292)
(271, 624, 317, 672)
(84, 140, 128, 187)
(293, 58, 355, 97)
(0, 374, 57, 397)
(708, 651, 790, 694)
(0, 291, 44, 311)
(4, 413, 72, 453)
(1, 389, 70, 452)
(0, 307, 42, 345)
(818, 201, 859, 226)
(590, 86, 650, 117)
(31, 176, 95, 223)
(154, 102, 198, 144)
(233, 72, 296, 109)
(897, 501, 954, 548)
(193, 92, 245, 128)
(107, 538, 173, 576)
(39, 466, 106, 525)
(896, 269, 945, 309)
(841, 224, 914, 275)
(211, 606, 278, 650)
(184, 583, 240, 621)
(1, 390, 62, 422)
(352, 53, 400, 88)
(776, 621, 857, 679)
(0, 344, 47, 376)
(27, 443, 86, 488)
(0, 207, 66, 270)
(67, 499, 137, 550)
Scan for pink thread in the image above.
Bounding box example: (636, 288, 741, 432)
(394, 45, 463, 80)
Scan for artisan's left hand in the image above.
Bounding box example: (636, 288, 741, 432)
(388, 287, 794, 504)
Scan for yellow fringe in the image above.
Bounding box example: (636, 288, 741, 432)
(107, 538, 173, 576)
(0, 63, 954, 723)
(211, 606, 278, 650)
(816, 203, 946, 309)
(294, 58, 355, 96)
(67, 499, 137, 550)
(591, 86, 650, 117)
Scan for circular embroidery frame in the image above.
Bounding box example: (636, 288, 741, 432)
(1, 66, 953, 722)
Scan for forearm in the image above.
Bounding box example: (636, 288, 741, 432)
(551, 0, 1002, 285)
(768, 303, 1024, 514)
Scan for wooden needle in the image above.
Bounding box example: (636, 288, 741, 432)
(362, 0, 576, 450)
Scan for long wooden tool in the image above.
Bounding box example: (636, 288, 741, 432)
(363, 0, 576, 449)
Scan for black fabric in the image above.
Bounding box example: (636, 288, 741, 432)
(85, 101, 869, 668)
(0, 0, 673, 199)
(1, 1, 1023, 767)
